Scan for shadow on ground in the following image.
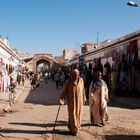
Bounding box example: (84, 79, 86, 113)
(105, 135, 140, 140)
(108, 99, 140, 110)
(9, 120, 67, 128)
(1, 128, 140, 139)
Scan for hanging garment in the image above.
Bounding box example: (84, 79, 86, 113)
(1, 78, 4, 93)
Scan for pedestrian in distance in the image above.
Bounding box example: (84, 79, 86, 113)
(17, 72, 21, 85)
(30, 73, 36, 89)
(89, 71, 109, 126)
(21, 73, 25, 86)
(54, 72, 60, 89)
(44, 71, 48, 84)
(59, 69, 86, 136)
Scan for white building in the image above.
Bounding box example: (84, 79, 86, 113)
(0, 37, 25, 72)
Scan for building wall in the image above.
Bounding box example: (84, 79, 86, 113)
(83, 33, 140, 68)
(63, 48, 78, 60)
(0, 40, 22, 66)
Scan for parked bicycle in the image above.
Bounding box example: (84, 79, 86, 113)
(9, 81, 16, 106)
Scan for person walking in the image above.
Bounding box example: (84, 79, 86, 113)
(89, 71, 109, 126)
(59, 69, 86, 136)
(21, 73, 25, 86)
(17, 72, 21, 85)
(54, 72, 60, 89)
(30, 73, 36, 89)
(59, 71, 65, 87)
(44, 71, 48, 84)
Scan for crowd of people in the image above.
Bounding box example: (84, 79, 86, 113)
(18, 67, 109, 136)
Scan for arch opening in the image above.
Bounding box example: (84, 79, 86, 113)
(36, 59, 50, 75)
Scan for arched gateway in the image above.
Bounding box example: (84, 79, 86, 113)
(25, 53, 63, 72)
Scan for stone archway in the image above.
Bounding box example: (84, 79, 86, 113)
(33, 54, 54, 72)
(25, 53, 61, 73)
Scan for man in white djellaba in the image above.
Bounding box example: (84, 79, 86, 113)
(89, 71, 109, 126)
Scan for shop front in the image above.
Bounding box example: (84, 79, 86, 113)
(82, 31, 140, 97)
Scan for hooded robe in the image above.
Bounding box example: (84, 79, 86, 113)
(59, 77, 86, 134)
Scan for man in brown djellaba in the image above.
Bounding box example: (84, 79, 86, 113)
(59, 69, 86, 136)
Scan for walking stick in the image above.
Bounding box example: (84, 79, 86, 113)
(53, 105, 61, 131)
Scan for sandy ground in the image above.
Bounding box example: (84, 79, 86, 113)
(0, 80, 139, 140)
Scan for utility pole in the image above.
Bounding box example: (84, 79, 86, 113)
(75, 42, 80, 54)
(97, 32, 99, 47)
(78, 43, 80, 54)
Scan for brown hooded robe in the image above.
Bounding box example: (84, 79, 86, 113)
(59, 77, 86, 134)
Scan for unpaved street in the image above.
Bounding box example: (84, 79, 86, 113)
(0, 80, 140, 140)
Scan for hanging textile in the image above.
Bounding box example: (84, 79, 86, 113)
(1, 78, 4, 92)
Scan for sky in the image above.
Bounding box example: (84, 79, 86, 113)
(0, 0, 140, 57)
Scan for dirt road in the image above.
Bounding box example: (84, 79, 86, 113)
(0, 80, 140, 140)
